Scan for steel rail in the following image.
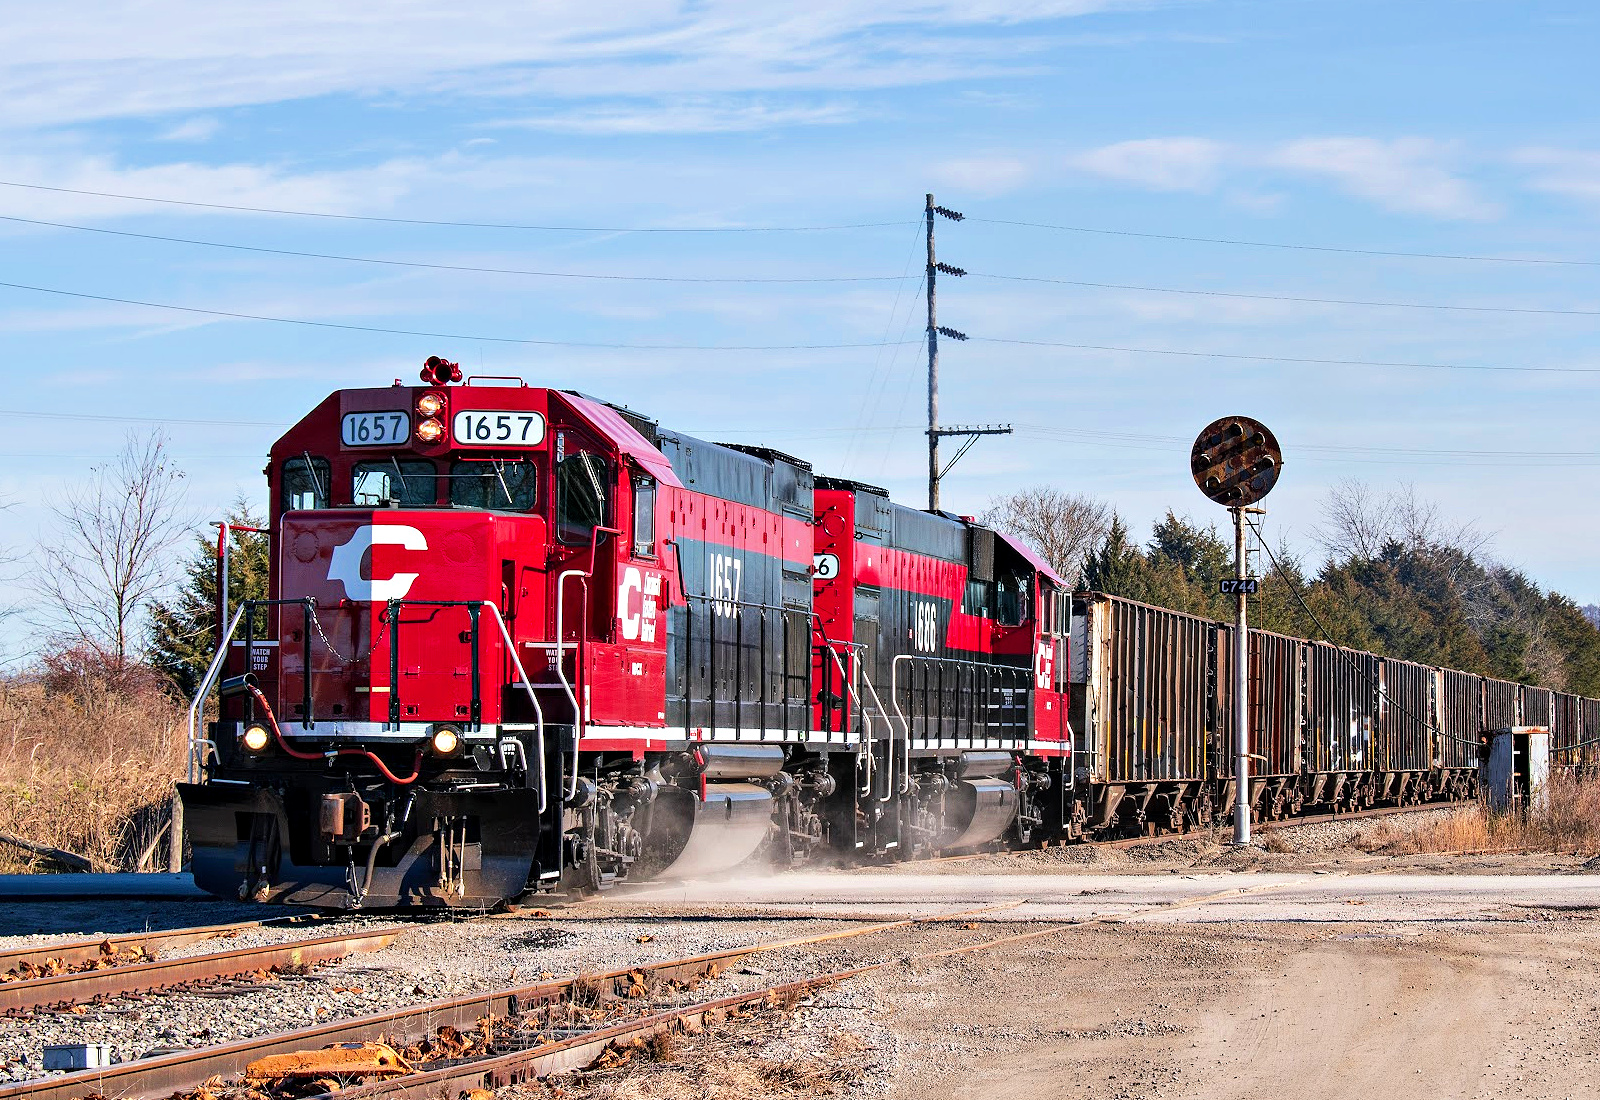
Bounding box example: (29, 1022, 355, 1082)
(0, 926, 413, 1018)
(0, 915, 328, 975)
(326, 966, 880, 1099)
(1, 902, 1020, 1100)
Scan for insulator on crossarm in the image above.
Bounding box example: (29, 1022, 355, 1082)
(936, 326, 968, 341)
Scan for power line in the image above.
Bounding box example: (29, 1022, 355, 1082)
(16, 408, 276, 426)
(975, 336, 1600, 374)
(970, 217, 1600, 267)
(1014, 426, 1600, 466)
(0, 214, 908, 284)
(5, 275, 1595, 369)
(0, 179, 912, 233)
(971, 271, 1600, 318)
(0, 279, 920, 351)
(10, 206, 1593, 309)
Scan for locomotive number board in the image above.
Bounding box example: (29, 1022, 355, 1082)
(341, 411, 410, 447)
(452, 409, 547, 447)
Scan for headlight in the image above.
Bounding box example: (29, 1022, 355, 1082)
(431, 726, 461, 756)
(417, 392, 445, 417)
(416, 418, 444, 443)
(241, 724, 271, 753)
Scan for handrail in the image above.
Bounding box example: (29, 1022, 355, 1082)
(816, 635, 876, 796)
(853, 646, 902, 803)
(186, 603, 250, 783)
(892, 652, 1030, 758)
(806, 615, 897, 799)
(482, 601, 548, 814)
(554, 568, 589, 801)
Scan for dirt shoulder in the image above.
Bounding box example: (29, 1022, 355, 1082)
(865, 915, 1600, 1100)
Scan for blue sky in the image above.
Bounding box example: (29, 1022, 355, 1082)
(3, 0, 1598, 653)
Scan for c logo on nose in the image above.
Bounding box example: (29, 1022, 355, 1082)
(327, 525, 428, 601)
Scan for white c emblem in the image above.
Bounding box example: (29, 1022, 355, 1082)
(327, 524, 428, 602)
(1036, 639, 1055, 690)
(618, 566, 643, 641)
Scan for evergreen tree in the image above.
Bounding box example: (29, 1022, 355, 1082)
(1080, 517, 1149, 599)
(148, 499, 268, 697)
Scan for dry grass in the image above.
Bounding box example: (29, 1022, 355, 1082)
(0, 673, 188, 873)
(1361, 775, 1600, 856)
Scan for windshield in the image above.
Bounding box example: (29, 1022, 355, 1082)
(352, 460, 436, 507)
(450, 459, 539, 510)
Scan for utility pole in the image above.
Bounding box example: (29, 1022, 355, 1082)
(924, 192, 1010, 512)
(926, 194, 940, 512)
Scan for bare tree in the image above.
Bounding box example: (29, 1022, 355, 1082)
(35, 434, 190, 672)
(981, 486, 1113, 585)
(1315, 478, 1488, 563)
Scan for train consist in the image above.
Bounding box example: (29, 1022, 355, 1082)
(178, 364, 1600, 908)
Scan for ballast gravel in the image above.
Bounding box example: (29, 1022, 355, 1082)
(0, 913, 855, 1083)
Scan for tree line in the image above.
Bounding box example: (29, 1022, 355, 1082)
(984, 482, 1600, 696)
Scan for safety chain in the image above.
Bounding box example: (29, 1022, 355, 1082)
(306, 600, 381, 665)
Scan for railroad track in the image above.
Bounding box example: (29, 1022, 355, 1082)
(0, 915, 331, 979)
(910, 797, 1455, 865)
(0, 926, 412, 1018)
(10, 882, 1308, 1100)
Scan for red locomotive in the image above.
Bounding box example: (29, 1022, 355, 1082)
(180, 362, 1065, 907)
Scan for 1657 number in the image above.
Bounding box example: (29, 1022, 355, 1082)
(452, 410, 546, 446)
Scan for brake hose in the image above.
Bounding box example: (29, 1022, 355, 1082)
(245, 684, 422, 785)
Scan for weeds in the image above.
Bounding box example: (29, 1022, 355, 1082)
(1362, 774, 1600, 855)
(0, 672, 187, 873)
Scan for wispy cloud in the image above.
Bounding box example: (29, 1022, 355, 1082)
(1514, 147, 1600, 206)
(1071, 137, 1226, 192)
(1267, 137, 1498, 220)
(1061, 134, 1500, 220)
(0, 152, 418, 220)
(491, 98, 861, 134)
(157, 116, 220, 142)
(0, 1, 1141, 130)
(931, 155, 1034, 196)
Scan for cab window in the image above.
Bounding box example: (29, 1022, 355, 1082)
(450, 460, 539, 511)
(556, 444, 611, 543)
(996, 574, 1030, 627)
(632, 476, 657, 557)
(352, 460, 435, 507)
(282, 456, 330, 511)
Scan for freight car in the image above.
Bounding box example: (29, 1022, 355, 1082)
(178, 365, 1600, 909)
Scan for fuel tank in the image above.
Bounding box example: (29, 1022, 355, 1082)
(640, 781, 776, 879)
